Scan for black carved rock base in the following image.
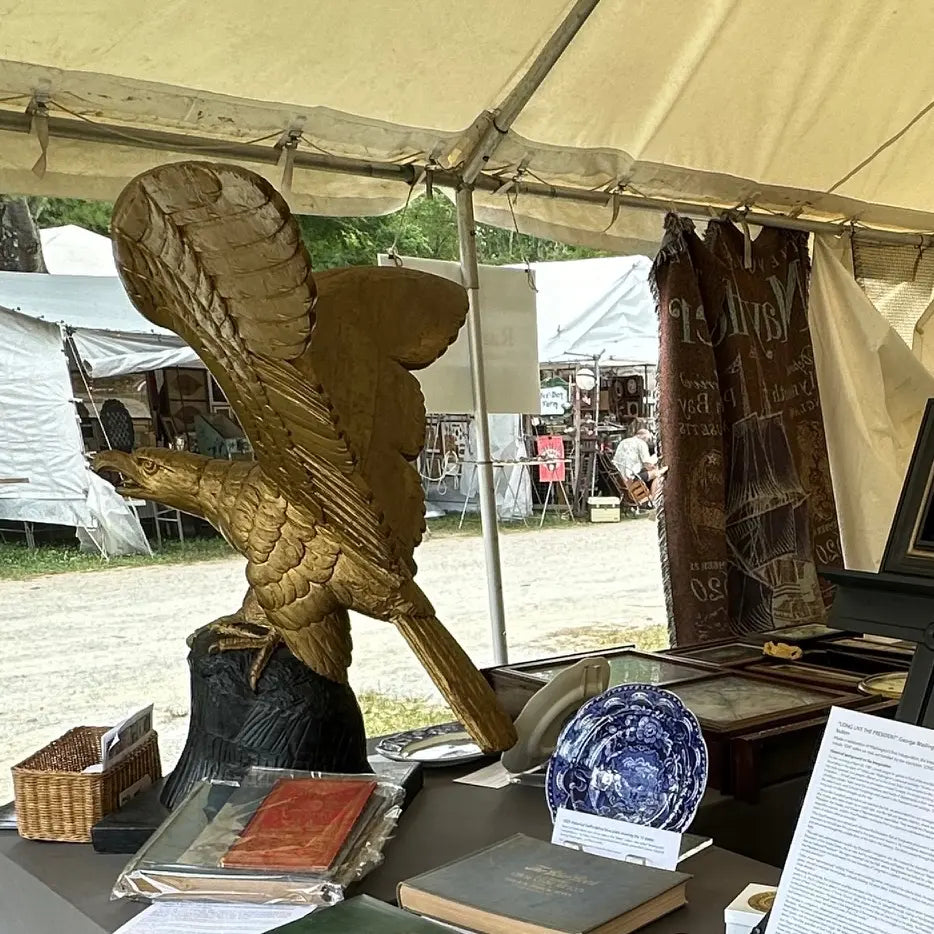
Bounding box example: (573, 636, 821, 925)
(160, 626, 370, 810)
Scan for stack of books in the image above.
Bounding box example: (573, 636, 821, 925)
(113, 771, 405, 904)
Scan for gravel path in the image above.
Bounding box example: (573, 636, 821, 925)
(0, 518, 664, 801)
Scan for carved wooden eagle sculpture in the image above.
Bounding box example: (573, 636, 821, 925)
(94, 161, 516, 754)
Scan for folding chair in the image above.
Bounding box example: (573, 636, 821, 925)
(621, 475, 654, 511)
(597, 452, 654, 513)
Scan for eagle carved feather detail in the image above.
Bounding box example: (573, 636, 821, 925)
(95, 162, 516, 754)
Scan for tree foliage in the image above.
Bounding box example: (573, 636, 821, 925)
(24, 193, 606, 268)
(28, 197, 113, 236)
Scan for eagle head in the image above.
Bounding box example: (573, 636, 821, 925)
(93, 447, 210, 517)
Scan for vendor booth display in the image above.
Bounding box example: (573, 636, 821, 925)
(484, 629, 905, 802)
(0, 302, 151, 555)
(9, 3, 934, 932)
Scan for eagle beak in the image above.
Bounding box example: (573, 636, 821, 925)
(92, 450, 141, 495)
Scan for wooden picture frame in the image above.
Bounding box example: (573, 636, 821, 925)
(795, 646, 912, 676)
(744, 661, 866, 690)
(664, 639, 765, 667)
(664, 671, 858, 736)
(663, 670, 864, 792)
(740, 623, 844, 646)
(482, 646, 718, 718)
(829, 636, 914, 656)
(881, 397, 934, 576)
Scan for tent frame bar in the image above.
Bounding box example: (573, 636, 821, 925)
(461, 0, 603, 184)
(2, 107, 933, 248)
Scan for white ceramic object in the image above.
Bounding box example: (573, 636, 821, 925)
(500, 656, 610, 774)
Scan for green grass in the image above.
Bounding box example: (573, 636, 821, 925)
(357, 690, 452, 736)
(426, 511, 579, 537)
(0, 537, 236, 581)
(540, 622, 670, 655)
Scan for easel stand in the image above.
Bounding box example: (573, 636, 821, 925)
(824, 569, 934, 727)
(537, 478, 572, 527)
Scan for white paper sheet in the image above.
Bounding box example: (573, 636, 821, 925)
(551, 807, 681, 870)
(767, 707, 934, 933)
(453, 761, 512, 788)
(115, 902, 313, 933)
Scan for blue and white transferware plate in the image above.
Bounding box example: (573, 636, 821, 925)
(545, 683, 707, 832)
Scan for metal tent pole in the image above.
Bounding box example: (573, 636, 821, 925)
(456, 184, 508, 665)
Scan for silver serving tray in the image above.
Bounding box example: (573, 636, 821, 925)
(374, 723, 485, 766)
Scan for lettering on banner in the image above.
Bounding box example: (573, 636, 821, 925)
(670, 261, 807, 357)
(689, 574, 726, 604)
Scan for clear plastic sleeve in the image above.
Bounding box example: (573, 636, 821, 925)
(112, 768, 404, 906)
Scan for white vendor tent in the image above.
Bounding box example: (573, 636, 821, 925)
(0, 304, 150, 554)
(0, 271, 199, 377)
(530, 255, 657, 367)
(0, 306, 88, 527)
(40, 225, 118, 276)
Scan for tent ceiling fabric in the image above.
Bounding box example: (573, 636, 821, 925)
(2, 1, 934, 246)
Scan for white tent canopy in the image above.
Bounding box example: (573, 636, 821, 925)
(3, 2, 934, 253)
(530, 255, 657, 366)
(0, 270, 199, 377)
(0, 304, 150, 553)
(40, 225, 118, 276)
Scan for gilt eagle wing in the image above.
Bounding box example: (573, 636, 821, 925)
(110, 162, 467, 573)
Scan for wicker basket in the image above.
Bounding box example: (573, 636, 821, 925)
(12, 726, 162, 843)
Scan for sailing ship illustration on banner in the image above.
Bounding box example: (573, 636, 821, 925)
(724, 353, 824, 633)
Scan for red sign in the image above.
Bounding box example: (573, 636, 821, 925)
(536, 436, 565, 482)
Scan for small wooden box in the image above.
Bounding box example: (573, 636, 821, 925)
(662, 670, 872, 797)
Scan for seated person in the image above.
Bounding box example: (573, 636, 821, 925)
(612, 429, 667, 500)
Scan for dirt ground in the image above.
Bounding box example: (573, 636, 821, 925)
(0, 517, 665, 802)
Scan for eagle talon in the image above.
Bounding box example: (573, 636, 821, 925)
(206, 620, 281, 691)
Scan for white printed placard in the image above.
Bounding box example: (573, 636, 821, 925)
(551, 807, 681, 870)
(101, 704, 154, 770)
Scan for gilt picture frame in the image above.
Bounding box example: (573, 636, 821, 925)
(881, 398, 934, 577)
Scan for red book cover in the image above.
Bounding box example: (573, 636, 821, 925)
(220, 777, 377, 872)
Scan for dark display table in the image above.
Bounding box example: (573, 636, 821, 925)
(0, 758, 781, 934)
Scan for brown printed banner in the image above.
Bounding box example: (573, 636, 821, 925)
(652, 215, 841, 645)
